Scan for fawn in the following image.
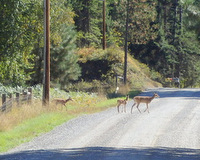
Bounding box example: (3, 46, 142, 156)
(117, 95, 129, 113)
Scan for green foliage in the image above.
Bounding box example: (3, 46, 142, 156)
(1, 0, 200, 89)
(176, 31, 200, 87)
(154, 27, 200, 87)
(51, 25, 81, 89)
(182, 0, 200, 40)
(158, 28, 200, 87)
(0, 84, 43, 99)
(0, 83, 24, 95)
(0, 0, 78, 87)
(130, 0, 200, 87)
(28, 0, 78, 86)
(68, 0, 101, 47)
(78, 46, 123, 62)
(75, 46, 161, 94)
(0, 0, 41, 86)
(109, 0, 158, 45)
(77, 46, 124, 84)
(150, 70, 163, 83)
(50, 0, 75, 44)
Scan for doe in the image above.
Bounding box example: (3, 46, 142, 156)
(53, 97, 73, 106)
(131, 93, 159, 113)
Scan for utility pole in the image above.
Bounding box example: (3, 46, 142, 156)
(43, 0, 50, 106)
(102, 0, 106, 50)
(124, 0, 129, 85)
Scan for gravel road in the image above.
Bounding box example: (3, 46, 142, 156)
(1, 88, 200, 160)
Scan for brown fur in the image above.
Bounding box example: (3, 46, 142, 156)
(131, 93, 159, 113)
(53, 97, 73, 106)
(116, 95, 129, 113)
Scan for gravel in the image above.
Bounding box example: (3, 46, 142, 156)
(1, 88, 200, 160)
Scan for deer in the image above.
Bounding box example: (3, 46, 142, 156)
(131, 93, 159, 113)
(53, 97, 73, 106)
(116, 95, 129, 113)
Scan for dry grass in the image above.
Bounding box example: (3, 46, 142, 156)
(117, 84, 131, 95)
(0, 86, 138, 132)
(0, 94, 107, 132)
(0, 90, 141, 153)
(0, 100, 67, 132)
(0, 101, 42, 131)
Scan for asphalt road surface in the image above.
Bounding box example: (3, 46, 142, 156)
(1, 88, 200, 160)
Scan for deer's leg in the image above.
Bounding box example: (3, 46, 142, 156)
(64, 103, 68, 111)
(124, 104, 126, 113)
(121, 104, 124, 113)
(122, 103, 125, 113)
(117, 104, 120, 113)
(136, 103, 141, 113)
(121, 105, 124, 112)
(131, 103, 136, 114)
(144, 103, 149, 113)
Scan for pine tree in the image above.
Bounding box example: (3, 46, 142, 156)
(51, 25, 81, 89)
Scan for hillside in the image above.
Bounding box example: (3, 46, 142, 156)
(76, 46, 162, 93)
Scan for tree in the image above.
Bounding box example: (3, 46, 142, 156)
(128, 0, 200, 87)
(109, 0, 158, 45)
(181, 0, 200, 40)
(29, 0, 78, 87)
(176, 30, 200, 87)
(155, 0, 200, 87)
(50, 25, 81, 89)
(66, 0, 102, 47)
(66, 0, 123, 48)
(0, 0, 41, 86)
(0, 0, 80, 87)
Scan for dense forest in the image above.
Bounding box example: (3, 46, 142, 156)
(0, 0, 200, 90)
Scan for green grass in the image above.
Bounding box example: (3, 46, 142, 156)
(95, 98, 119, 108)
(128, 90, 141, 98)
(0, 112, 74, 152)
(0, 90, 140, 153)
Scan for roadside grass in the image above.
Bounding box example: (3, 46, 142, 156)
(0, 112, 74, 152)
(0, 90, 140, 153)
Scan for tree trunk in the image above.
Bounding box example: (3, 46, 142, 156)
(124, 0, 129, 85)
(172, 0, 178, 43)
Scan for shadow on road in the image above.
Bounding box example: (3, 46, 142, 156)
(139, 88, 200, 99)
(1, 146, 200, 160)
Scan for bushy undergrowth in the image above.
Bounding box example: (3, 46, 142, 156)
(0, 84, 98, 100)
(0, 83, 24, 95)
(76, 47, 162, 92)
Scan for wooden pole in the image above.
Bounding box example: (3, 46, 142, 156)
(16, 93, 20, 106)
(103, 0, 106, 50)
(28, 88, 32, 104)
(9, 94, 13, 110)
(43, 0, 50, 106)
(124, 0, 129, 85)
(2, 94, 6, 112)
